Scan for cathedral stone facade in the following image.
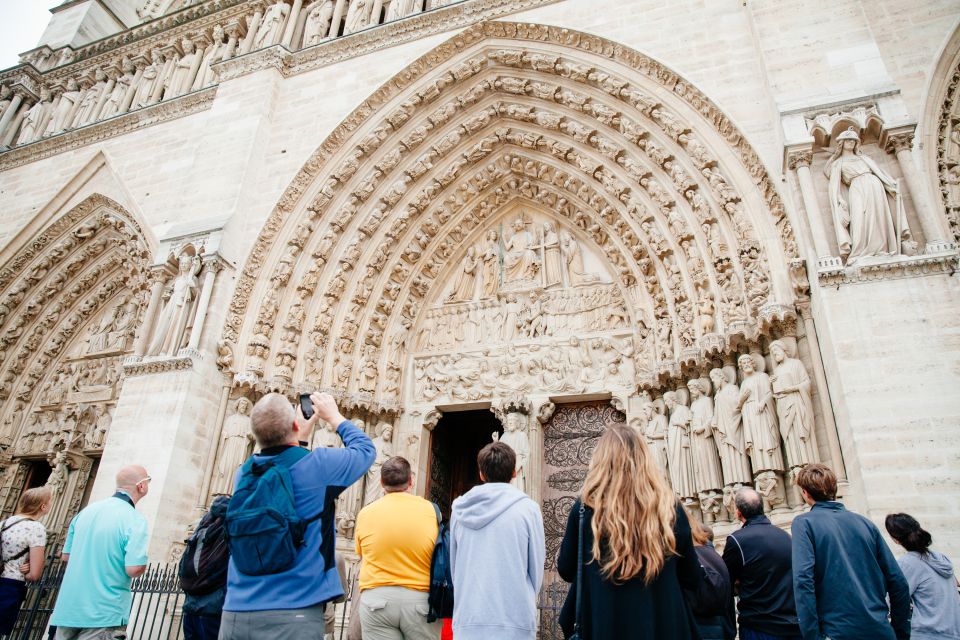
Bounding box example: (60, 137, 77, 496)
(0, 0, 958, 570)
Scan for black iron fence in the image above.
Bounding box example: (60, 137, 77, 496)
(9, 554, 567, 640)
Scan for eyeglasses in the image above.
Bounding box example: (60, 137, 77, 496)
(135, 476, 152, 486)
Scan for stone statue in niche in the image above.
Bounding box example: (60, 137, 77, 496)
(737, 354, 784, 474)
(86, 404, 112, 449)
(169, 38, 199, 97)
(16, 87, 52, 145)
(479, 230, 500, 298)
(559, 229, 593, 285)
(496, 411, 530, 494)
(210, 398, 254, 496)
(344, 0, 372, 35)
(769, 340, 818, 470)
(311, 419, 340, 449)
(688, 378, 723, 496)
(386, 0, 423, 20)
(147, 251, 202, 357)
(47, 78, 83, 134)
(254, 1, 290, 49)
(825, 128, 911, 264)
(72, 69, 108, 128)
(302, 0, 335, 46)
(101, 58, 137, 119)
(448, 248, 478, 302)
(503, 218, 540, 285)
(664, 391, 695, 501)
(540, 222, 564, 287)
(710, 367, 751, 486)
(194, 26, 227, 90)
(131, 50, 164, 110)
(363, 422, 393, 507)
(642, 401, 669, 475)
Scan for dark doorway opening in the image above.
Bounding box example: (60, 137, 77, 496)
(23, 460, 52, 490)
(427, 409, 502, 520)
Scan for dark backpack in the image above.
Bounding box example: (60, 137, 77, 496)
(426, 503, 454, 622)
(225, 446, 320, 576)
(179, 496, 229, 595)
(688, 546, 732, 617)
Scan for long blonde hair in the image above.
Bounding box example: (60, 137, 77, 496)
(16, 486, 51, 518)
(581, 422, 678, 584)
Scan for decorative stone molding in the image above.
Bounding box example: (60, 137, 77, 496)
(0, 87, 216, 170)
(817, 249, 960, 286)
(121, 353, 197, 377)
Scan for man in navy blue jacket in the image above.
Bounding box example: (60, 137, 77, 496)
(791, 464, 910, 640)
(220, 392, 375, 640)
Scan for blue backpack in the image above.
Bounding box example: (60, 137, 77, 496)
(225, 446, 320, 576)
(426, 503, 454, 622)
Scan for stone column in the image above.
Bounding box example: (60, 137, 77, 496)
(281, 0, 304, 47)
(186, 260, 222, 352)
(240, 10, 264, 54)
(134, 274, 167, 357)
(329, 0, 349, 38)
(0, 101, 29, 148)
(92, 77, 116, 122)
(788, 150, 833, 262)
(224, 24, 243, 60)
(885, 131, 952, 250)
(0, 92, 24, 143)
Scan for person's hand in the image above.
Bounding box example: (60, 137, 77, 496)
(19, 562, 29, 575)
(311, 392, 345, 428)
(295, 401, 320, 445)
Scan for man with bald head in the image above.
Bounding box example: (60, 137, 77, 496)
(722, 487, 801, 640)
(49, 465, 151, 639)
(220, 392, 375, 640)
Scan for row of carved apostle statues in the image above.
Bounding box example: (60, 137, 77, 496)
(0, 0, 460, 148)
(639, 339, 819, 519)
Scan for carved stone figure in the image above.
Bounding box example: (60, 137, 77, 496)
(642, 401, 669, 475)
(688, 378, 723, 496)
(194, 26, 228, 89)
(344, 0, 372, 35)
(17, 87, 52, 145)
(101, 57, 137, 119)
(479, 230, 500, 297)
(147, 252, 202, 356)
(540, 222, 564, 287)
(559, 229, 591, 286)
(363, 423, 393, 506)
(386, 0, 422, 20)
(254, 1, 290, 49)
(664, 391, 695, 500)
(448, 247, 478, 302)
(737, 354, 784, 473)
(169, 38, 199, 96)
(303, 0, 335, 46)
(503, 218, 540, 284)
(134, 50, 166, 109)
(211, 398, 254, 496)
(825, 128, 911, 263)
(73, 69, 109, 127)
(710, 367, 751, 485)
(769, 340, 818, 470)
(311, 419, 340, 449)
(47, 78, 83, 134)
(498, 411, 530, 494)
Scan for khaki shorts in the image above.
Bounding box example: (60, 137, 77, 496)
(54, 627, 126, 640)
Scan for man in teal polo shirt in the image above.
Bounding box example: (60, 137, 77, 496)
(50, 465, 151, 640)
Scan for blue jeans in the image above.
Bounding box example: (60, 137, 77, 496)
(183, 614, 221, 640)
(740, 629, 801, 640)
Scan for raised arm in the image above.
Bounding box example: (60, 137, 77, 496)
(310, 393, 375, 487)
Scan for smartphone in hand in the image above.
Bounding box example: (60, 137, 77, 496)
(299, 393, 315, 420)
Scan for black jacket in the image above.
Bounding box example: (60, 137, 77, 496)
(722, 515, 801, 637)
(685, 545, 736, 640)
(558, 500, 702, 640)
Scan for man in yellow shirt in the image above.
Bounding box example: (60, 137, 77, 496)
(354, 456, 441, 640)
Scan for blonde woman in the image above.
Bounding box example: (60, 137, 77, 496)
(0, 486, 51, 635)
(558, 422, 701, 639)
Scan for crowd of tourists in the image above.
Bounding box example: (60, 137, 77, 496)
(0, 391, 957, 640)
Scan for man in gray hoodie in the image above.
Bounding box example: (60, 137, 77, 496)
(450, 441, 545, 640)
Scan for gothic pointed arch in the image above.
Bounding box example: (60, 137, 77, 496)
(222, 21, 803, 406)
(0, 193, 152, 542)
(922, 21, 960, 243)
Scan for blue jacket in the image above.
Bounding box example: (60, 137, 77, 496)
(224, 420, 374, 612)
(791, 501, 911, 640)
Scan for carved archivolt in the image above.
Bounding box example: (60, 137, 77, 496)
(0, 194, 152, 455)
(936, 51, 960, 242)
(222, 22, 801, 410)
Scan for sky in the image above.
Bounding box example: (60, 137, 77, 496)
(0, 0, 62, 70)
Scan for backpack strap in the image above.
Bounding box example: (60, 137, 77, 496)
(431, 502, 442, 526)
(0, 516, 35, 563)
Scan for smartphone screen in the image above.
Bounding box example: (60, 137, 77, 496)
(299, 393, 314, 420)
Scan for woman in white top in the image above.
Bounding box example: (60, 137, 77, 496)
(0, 486, 51, 635)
